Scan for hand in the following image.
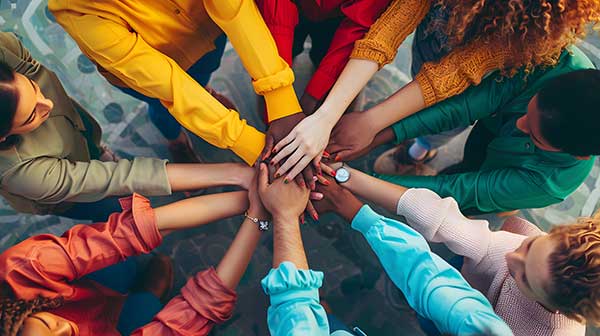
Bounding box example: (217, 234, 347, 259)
(270, 113, 335, 184)
(327, 111, 377, 161)
(262, 113, 316, 188)
(311, 174, 364, 222)
(247, 165, 269, 219)
(258, 163, 310, 220)
(299, 93, 320, 115)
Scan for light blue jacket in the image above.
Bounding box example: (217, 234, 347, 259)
(261, 205, 513, 336)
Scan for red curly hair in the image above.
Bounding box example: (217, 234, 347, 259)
(438, 0, 600, 74)
(547, 211, 600, 324)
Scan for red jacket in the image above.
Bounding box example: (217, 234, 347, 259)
(256, 0, 392, 100)
(0, 195, 236, 335)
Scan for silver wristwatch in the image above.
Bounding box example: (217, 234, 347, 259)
(335, 163, 350, 183)
(244, 212, 271, 231)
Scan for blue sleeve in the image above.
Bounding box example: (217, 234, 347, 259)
(261, 262, 330, 336)
(351, 205, 514, 336)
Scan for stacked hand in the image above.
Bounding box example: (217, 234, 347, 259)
(310, 171, 364, 222)
(257, 162, 310, 221)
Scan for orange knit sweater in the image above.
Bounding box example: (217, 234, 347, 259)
(351, 0, 512, 107)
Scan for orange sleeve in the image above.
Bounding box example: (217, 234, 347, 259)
(415, 40, 512, 107)
(0, 194, 161, 300)
(350, 0, 431, 67)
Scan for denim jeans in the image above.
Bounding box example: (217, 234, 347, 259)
(117, 35, 227, 140)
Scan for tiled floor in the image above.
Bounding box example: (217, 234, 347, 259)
(2, 2, 600, 335)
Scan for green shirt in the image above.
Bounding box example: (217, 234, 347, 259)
(383, 46, 595, 213)
(0, 33, 171, 215)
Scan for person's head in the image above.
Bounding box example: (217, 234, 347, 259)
(0, 295, 66, 336)
(439, 0, 600, 73)
(505, 213, 600, 325)
(0, 61, 53, 149)
(516, 69, 600, 157)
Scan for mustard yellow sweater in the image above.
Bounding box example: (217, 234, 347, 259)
(49, 0, 302, 165)
(351, 0, 512, 107)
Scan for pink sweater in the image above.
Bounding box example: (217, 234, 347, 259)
(396, 188, 585, 336)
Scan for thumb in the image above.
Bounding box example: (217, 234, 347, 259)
(258, 162, 269, 191)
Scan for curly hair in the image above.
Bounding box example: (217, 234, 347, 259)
(547, 211, 600, 325)
(0, 295, 64, 336)
(436, 0, 600, 74)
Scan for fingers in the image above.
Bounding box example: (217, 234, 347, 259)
(285, 155, 313, 184)
(294, 173, 306, 189)
(302, 165, 316, 190)
(273, 131, 296, 154)
(320, 162, 336, 177)
(262, 135, 274, 160)
(306, 200, 318, 221)
(271, 138, 300, 166)
(257, 162, 269, 193)
(275, 147, 304, 179)
(326, 143, 349, 156)
(312, 155, 322, 177)
(310, 191, 324, 200)
(316, 174, 330, 186)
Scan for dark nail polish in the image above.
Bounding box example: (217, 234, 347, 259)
(331, 170, 336, 177)
(284, 179, 289, 184)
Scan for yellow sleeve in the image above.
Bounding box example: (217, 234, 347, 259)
(205, 0, 302, 122)
(52, 12, 264, 165)
(350, 0, 431, 68)
(415, 41, 512, 107)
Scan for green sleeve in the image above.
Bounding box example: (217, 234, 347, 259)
(392, 72, 524, 143)
(1, 157, 172, 204)
(376, 168, 562, 213)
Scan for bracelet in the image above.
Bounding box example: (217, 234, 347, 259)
(244, 211, 271, 231)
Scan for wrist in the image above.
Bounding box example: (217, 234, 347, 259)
(315, 101, 344, 128)
(272, 211, 301, 223)
(363, 109, 383, 135)
(336, 193, 364, 222)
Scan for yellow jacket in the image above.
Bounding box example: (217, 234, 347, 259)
(49, 0, 302, 164)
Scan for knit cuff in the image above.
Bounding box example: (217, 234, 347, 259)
(396, 188, 446, 241)
(350, 39, 394, 68)
(415, 71, 437, 108)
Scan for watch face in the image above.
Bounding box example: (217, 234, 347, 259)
(335, 167, 350, 183)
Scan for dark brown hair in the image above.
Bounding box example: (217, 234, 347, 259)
(0, 60, 20, 150)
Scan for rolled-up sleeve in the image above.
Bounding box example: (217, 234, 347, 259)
(133, 268, 237, 335)
(261, 262, 329, 336)
(0, 157, 171, 204)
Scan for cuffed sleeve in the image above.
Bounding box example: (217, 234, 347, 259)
(350, 0, 431, 67)
(261, 262, 329, 336)
(0, 194, 161, 300)
(205, 0, 302, 123)
(0, 157, 171, 205)
(133, 268, 237, 335)
(51, 8, 265, 164)
(415, 41, 512, 107)
(351, 205, 512, 336)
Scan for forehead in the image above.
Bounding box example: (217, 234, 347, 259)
(524, 235, 555, 299)
(11, 73, 36, 126)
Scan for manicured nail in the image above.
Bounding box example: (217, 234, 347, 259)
(272, 148, 277, 154)
(330, 170, 336, 177)
(274, 173, 280, 178)
(313, 176, 318, 181)
(324, 150, 330, 156)
(312, 213, 319, 221)
(335, 155, 341, 162)
(323, 179, 330, 186)
(300, 216, 305, 225)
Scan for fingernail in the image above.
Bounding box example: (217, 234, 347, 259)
(284, 179, 289, 184)
(324, 150, 330, 156)
(313, 176, 318, 181)
(274, 173, 280, 178)
(323, 179, 330, 186)
(330, 170, 336, 177)
(300, 216, 305, 225)
(312, 213, 319, 221)
(272, 148, 277, 154)
(335, 155, 341, 162)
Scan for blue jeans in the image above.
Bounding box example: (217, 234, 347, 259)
(84, 257, 163, 335)
(117, 35, 227, 140)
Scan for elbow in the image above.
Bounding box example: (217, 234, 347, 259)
(204, 0, 243, 21)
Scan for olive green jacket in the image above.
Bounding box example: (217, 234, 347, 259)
(383, 46, 595, 214)
(0, 32, 171, 215)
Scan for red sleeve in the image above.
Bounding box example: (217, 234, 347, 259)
(132, 268, 237, 336)
(0, 194, 162, 300)
(255, 0, 299, 66)
(304, 0, 393, 100)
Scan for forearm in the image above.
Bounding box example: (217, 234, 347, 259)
(366, 80, 425, 133)
(216, 217, 262, 289)
(272, 216, 308, 270)
(167, 163, 251, 191)
(315, 59, 379, 127)
(343, 167, 407, 213)
(155, 191, 248, 235)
